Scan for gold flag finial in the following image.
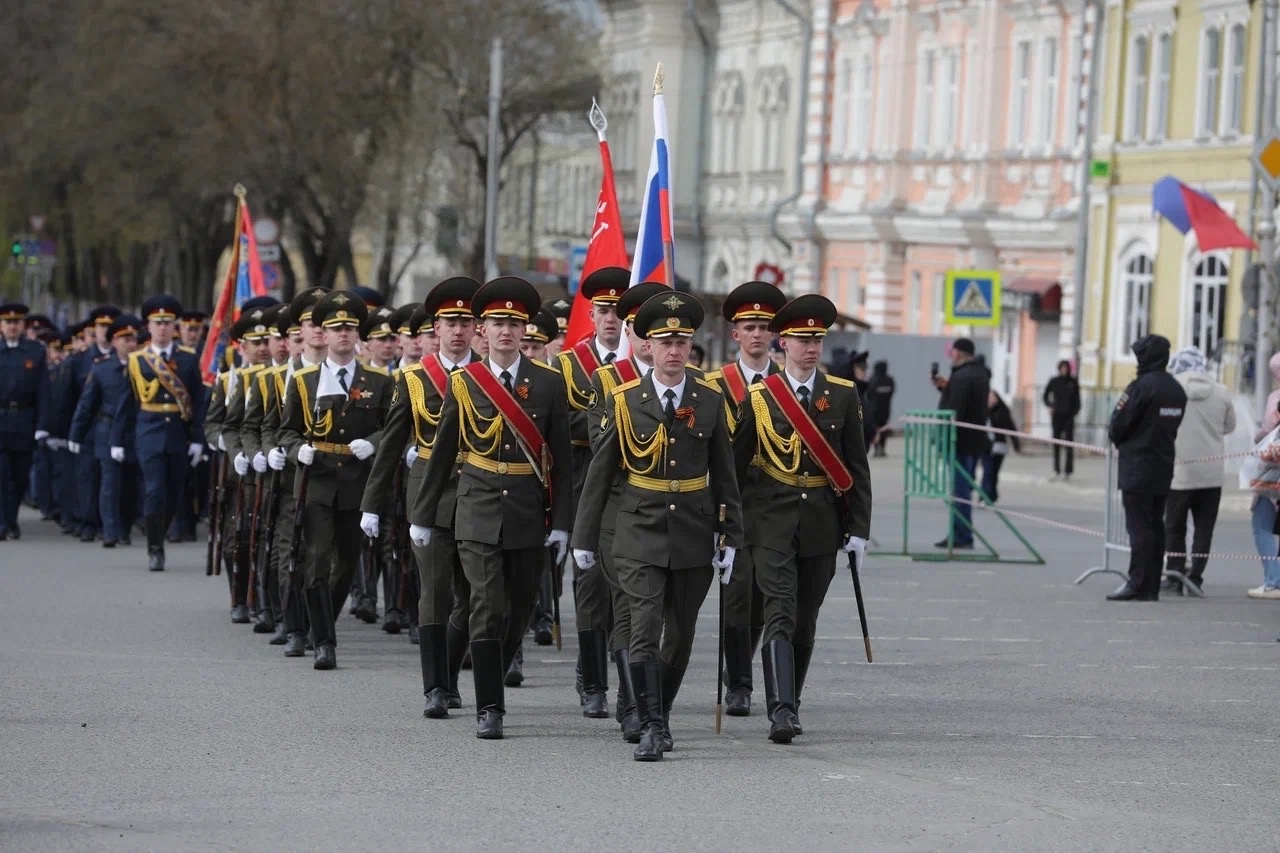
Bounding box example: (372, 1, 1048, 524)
(233, 183, 247, 200)
(653, 63, 664, 96)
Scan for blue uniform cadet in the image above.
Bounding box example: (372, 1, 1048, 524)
(113, 295, 208, 571)
(70, 315, 143, 548)
(0, 302, 51, 539)
(63, 305, 121, 541)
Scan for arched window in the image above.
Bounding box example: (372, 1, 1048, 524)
(1150, 33, 1172, 140)
(1122, 253, 1153, 346)
(1190, 255, 1229, 356)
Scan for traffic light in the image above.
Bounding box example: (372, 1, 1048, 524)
(10, 241, 22, 258)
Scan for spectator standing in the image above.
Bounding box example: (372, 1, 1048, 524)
(1105, 335, 1186, 602)
(932, 338, 990, 549)
(1162, 347, 1234, 595)
(981, 390, 1021, 504)
(1043, 360, 1081, 481)
(867, 360, 896, 456)
(1246, 353, 1280, 599)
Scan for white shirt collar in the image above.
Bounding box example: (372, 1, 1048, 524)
(593, 338, 620, 364)
(324, 357, 355, 375)
(438, 351, 472, 371)
(784, 368, 816, 396)
(634, 358, 653, 376)
(149, 343, 172, 359)
(739, 359, 770, 384)
(650, 371, 686, 404)
(487, 354, 522, 381)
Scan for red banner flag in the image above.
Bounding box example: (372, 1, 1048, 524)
(565, 102, 630, 349)
(201, 186, 270, 385)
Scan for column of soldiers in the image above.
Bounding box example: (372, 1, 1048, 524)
(0, 273, 873, 761)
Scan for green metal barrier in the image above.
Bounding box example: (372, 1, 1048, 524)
(897, 410, 1044, 564)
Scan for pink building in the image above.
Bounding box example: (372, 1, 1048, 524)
(779, 0, 1090, 419)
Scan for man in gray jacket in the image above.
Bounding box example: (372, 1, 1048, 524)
(1164, 347, 1235, 594)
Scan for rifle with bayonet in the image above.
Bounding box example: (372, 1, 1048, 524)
(245, 472, 265, 612)
(255, 470, 280, 618)
(206, 451, 228, 576)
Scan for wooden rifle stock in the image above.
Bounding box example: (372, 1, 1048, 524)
(206, 452, 228, 577)
(245, 474, 265, 611)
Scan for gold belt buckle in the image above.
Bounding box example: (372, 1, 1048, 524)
(668, 480, 680, 493)
(497, 461, 509, 474)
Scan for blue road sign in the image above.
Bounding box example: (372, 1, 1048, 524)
(944, 270, 1001, 327)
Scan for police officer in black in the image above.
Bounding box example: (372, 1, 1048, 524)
(0, 302, 51, 539)
(1107, 334, 1186, 602)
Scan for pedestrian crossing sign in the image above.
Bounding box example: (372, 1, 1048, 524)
(944, 270, 1001, 327)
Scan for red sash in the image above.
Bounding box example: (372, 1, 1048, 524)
(421, 354, 450, 397)
(760, 374, 854, 494)
(720, 363, 748, 404)
(463, 362, 551, 483)
(613, 357, 639, 385)
(139, 349, 193, 421)
(571, 339, 600, 376)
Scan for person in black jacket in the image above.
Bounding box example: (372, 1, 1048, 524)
(1106, 334, 1187, 601)
(932, 338, 990, 548)
(1043, 360, 1082, 480)
(980, 390, 1021, 504)
(867, 360, 896, 456)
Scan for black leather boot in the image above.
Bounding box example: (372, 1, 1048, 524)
(445, 620, 468, 709)
(471, 639, 505, 739)
(793, 644, 814, 736)
(269, 621, 288, 645)
(659, 659, 687, 752)
(1107, 583, 1155, 601)
(419, 624, 450, 719)
(763, 639, 799, 744)
(532, 567, 554, 645)
(614, 648, 641, 743)
(630, 660, 665, 762)
(145, 514, 165, 571)
(282, 580, 307, 656)
(305, 586, 337, 671)
(579, 630, 610, 718)
(505, 641, 525, 687)
(723, 625, 753, 717)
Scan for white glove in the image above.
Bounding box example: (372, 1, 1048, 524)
(296, 444, 315, 466)
(360, 512, 380, 539)
(252, 452, 268, 474)
(47, 437, 66, 451)
(187, 443, 203, 467)
(405, 446, 419, 467)
(34, 430, 49, 442)
(409, 524, 432, 547)
(110, 446, 125, 463)
(268, 447, 287, 470)
(843, 535, 867, 567)
(217, 434, 226, 452)
(348, 438, 375, 460)
(233, 452, 249, 476)
(67, 441, 81, 455)
(573, 549, 596, 570)
(545, 529, 569, 564)
(712, 543, 736, 575)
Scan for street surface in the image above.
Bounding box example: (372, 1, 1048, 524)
(3, 452, 1278, 851)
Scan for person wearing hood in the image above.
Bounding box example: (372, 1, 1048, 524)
(932, 338, 990, 549)
(867, 360, 896, 456)
(1163, 347, 1234, 595)
(1043, 360, 1081, 480)
(1106, 335, 1186, 601)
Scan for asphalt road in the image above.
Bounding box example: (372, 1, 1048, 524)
(2, 458, 1278, 851)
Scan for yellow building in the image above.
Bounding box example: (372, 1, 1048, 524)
(1082, 0, 1262, 402)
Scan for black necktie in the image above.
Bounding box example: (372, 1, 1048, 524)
(797, 385, 811, 412)
(751, 373, 763, 386)
(663, 389, 677, 425)
(337, 367, 349, 393)
(500, 369, 514, 393)
(604, 352, 616, 364)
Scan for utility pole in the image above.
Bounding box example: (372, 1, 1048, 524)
(1070, 0, 1104, 370)
(1254, 0, 1278, 414)
(483, 36, 503, 282)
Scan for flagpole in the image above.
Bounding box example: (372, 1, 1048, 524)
(655, 64, 675, 290)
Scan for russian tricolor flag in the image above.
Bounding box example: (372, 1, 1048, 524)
(630, 64, 674, 288)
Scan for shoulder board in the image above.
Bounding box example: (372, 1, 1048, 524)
(530, 360, 560, 373)
(695, 377, 723, 395)
(295, 364, 320, 379)
(825, 375, 855, 388)
(363, 363, 390, 377)
(400, 362, 423, 375)
(686, 365, 706, 377)
(178, 345, 196, 355)
(240, 364, 266, 377)
(612, 378, 643, 396)
(127, 350, 144, 362)
(704, 369, 723, 382)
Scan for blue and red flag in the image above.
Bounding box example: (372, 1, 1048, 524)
(1152, 175, 1257, 252)
(201, 189, 270, 385)
(629, 65, 675, 288)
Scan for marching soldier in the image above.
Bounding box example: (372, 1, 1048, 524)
(545, 296, 571, 360)
(519, 309, 558, 364)
(362, 276, 482, 717)
(520, 307, 563, 651)
(704, 281, 787, 716)
(0, 302, 51, 540)
(731, 294, 872, 743)
(63, 305, 119, 542)
(408, 276, 573, 739)
(178, 310, 208, 355)
(277, 291, 393, 670)
(113, 295, 207, 572)
(572, 290, 743, 762)
(556, 265, 629, 718)
(391, 304, 424, 369)
(68, 314, 142, 548)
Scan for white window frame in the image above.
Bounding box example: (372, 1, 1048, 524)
(1126, 35, 1150, 142)
(915, 48, 936, 149)
(1189, 253, 1229, 356)
(874, 39, 892, 153)
(1010, 40, 1032, 148)
(852, 50, 874, 153)
(833, 53, 852, 155)
(937, 50, 958, 149)
(1037, 36, 1059, 148)
(1224, 23, 1246, 136)
(1121, 253, 1154, 346)
(931, 273, 946, 334)
(908, 272, 922, 331)
(1198, 26, 1223, 138)
(964, 37, 980, 150)
(1149, 31, 1173, 141)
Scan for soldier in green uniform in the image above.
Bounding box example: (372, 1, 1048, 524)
(731, 294, 872, 743)
(544, 296, 571, 361)
(703, 281, 787, 716)
(555, 266, 629, 717)
(409, 277, 573, 739)
(361, 276, 482, 718)
(277, 291, 393, 671)
(572, 290, 743, 762)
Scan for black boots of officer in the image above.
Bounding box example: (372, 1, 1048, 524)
(659, 658, 686, 752)
(723, 626, 755, 716)
(282, 579, 309, 657)
(418, 624, 450, 719)
(579, 629, 610, 718)
(145, 513, 166, 571)
(532, 567, 555, 645)
(793, 643, 813, 736)
(762, 639, 799, 744)
(228, 543, 251, 625)
(470, 639, 505, 739)
(613, 648, 641, 742)
(445, 620, 468, 709)
(305, 586, 337, 671)
(629, 660, 665, 761)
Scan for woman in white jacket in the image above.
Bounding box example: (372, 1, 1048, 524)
(1164, 348, 1235, 594)
(1246, 352, 1280, 599)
